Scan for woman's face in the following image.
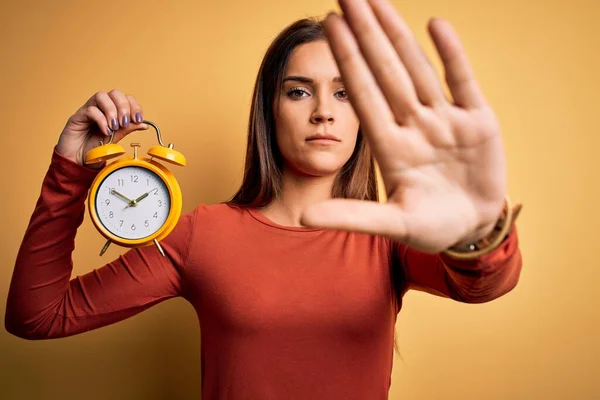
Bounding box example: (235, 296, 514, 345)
(274, 40, 360, 178)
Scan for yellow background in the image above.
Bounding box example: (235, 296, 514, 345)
(1, 0, 598, 398)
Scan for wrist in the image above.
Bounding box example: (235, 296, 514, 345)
(53, 145, 105, 171)
(450, 221, 497, 250)
(443, 196, 522, 259)
(54, 145, 105, 170)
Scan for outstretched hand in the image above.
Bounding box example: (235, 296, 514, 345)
(301, 0, 509, 253)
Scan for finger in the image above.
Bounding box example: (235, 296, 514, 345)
(427, 18, 487, 109)
(336, 0, 421, 122)
(324, 12, 396, 152)
(300, 199, 408, 242)
(126, 94, 144, 124)
(111, 120, 149, 144)
(89, 91, 119, 131)
(82, 105, 113, 137)
(367, 0, 446, 107)
(113, 124, 150, 143)
(107, 89, 132, 129)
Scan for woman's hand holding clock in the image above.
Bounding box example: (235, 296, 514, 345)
(56, 90, 149, 168)
(52, 90, 183, 256)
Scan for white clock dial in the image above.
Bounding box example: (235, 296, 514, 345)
(94, 166, 171, 240)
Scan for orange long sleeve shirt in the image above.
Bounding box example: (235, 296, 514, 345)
(5, 148, 523, 399)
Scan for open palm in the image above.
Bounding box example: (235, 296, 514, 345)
(301, 0, 508, 253)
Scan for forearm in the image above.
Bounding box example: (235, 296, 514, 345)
(6, 148, 191, 340)
(5, 149, 98, 338)
(400, 221, 523, 304)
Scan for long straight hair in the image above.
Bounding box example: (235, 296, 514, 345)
(226, 17, 379, 207)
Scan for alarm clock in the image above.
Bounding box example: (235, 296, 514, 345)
(84, 120, 186, 257)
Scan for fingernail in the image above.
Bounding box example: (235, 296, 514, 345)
(106, 127, 113, 136)
(122, 114, 130, 128)
(111, 118, 119, 131)
(135, 112, 143, 123)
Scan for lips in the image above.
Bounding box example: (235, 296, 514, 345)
(306, 133, 340, 142)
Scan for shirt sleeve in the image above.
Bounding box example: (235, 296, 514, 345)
(390, 224, 523, 305)
(5, 147, 196, 340)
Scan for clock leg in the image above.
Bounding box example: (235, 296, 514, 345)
(154, 239, 165, 257)
(100, 239, 112, 256)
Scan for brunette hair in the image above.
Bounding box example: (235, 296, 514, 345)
(225, 17, 379, 207)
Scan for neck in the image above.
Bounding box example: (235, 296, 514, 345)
(259, 165, 338, 227)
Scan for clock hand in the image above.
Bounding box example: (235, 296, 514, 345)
(124, 189, 154, 209)
(133, 192, 150, 203)
(110, 189, 134, 204)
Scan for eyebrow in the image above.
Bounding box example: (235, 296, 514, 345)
(282, 75, 343, 84)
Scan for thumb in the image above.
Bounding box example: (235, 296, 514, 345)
(300, 199, 408, 241)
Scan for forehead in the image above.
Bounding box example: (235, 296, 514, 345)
(285, 40, 340, 79)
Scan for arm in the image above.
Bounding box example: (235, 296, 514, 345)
(5, 148, 196, 340)
(393, 224, 522, 304)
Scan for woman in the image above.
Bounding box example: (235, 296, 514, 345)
(5, 0, 523, 398)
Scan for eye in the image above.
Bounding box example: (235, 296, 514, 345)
(335, 89, 348, 100)
(286, 87, 310, 100)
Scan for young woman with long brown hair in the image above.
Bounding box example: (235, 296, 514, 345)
(6, 0, 522, 398)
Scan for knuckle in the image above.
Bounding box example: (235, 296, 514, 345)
(336, 48, 357, 67)
(352, 19, 370, 37)
(374, 56, 399, 78)
(403, 100, 420, 117)
(84, 106, 102, 119)
(388, 28, 413, 48)
(126, 94, 141, 109)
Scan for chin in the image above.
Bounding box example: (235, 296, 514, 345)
(288, 157, 347, 177)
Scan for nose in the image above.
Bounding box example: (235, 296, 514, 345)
(310, 97, 334, 124)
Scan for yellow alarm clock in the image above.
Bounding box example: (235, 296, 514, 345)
(84, 121, 186, 257)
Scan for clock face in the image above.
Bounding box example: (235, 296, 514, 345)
(94, 166, 171, 240)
